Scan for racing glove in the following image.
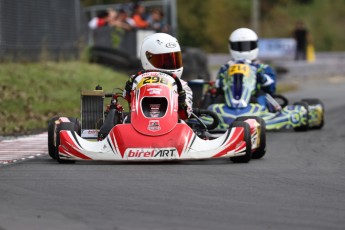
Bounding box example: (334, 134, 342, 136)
(124, 77, 133, 102)
(178, 90, 188, 120)
(257, 71, 274, 87)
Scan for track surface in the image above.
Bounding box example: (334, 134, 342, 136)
(1, 77, 345, 230)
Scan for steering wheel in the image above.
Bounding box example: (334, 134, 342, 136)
(189, 108, 219, 131)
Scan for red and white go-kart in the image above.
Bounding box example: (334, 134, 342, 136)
(48, 71, 266, 164)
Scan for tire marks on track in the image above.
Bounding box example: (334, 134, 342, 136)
(0, 132, 47, 165)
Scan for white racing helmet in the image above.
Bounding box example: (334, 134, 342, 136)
(229, 28, 259, 61)
(140, 33, 183, 78)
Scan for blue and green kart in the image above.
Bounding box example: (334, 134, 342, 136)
(189, 62, 324, 131)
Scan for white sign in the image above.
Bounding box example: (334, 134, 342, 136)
(258, 38, 296, 60)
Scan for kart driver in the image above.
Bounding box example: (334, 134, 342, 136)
(216, 28, 276, 107)
(123, 32, 193, 120)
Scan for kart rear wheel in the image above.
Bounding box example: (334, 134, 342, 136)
(229, 121, 252, 163)
(301, 98, 325, 129)
(48, 116, 59, 160)
(55, 121, 79, 164)
(293, 101, 309, 132)
(234, 116, 266, 159)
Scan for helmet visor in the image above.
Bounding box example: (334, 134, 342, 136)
(146, 51, 183, 70)
(230, 41, 257, 52)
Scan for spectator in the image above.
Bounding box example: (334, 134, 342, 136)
(89, 8, 136, 31)
(293, 21, 309, 61)
(88, 10, 110, 30)
(147, 8, 169, 33)
(114, 9, 136, 30)
(131, 3, 149, 29)
(107, 8, 117, 23)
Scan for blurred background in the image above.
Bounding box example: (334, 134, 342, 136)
(177, 0, 345, 52)
(1, 0, 345, 80)
(81, 0, 345, 52)
(1, 0, 344, 61)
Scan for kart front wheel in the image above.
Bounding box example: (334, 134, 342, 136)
(252, 117, 266, 159)
(234, 116, 266, 159)
(230, 121, 252, 163)
(55, 121, 79, 164)
(48, 116, 59, 160)
(48, 117, 81, 161)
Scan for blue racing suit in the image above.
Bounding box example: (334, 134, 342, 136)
(215, 59, 276, 107)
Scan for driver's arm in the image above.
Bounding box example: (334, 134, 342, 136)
(123, 76, 135, 102)
(179, 79, 193, 120)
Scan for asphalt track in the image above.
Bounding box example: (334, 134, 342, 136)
(0, 76, 345, 230)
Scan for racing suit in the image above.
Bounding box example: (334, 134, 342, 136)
(215, 59, 276, 107)
(123, 70, 193, 120)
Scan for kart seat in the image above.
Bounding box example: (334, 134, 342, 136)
(142, 97, 168, 118)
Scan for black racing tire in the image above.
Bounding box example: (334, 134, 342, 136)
(252, 117, 266, 159)
(229, 121, 252, 163)
(293, 101, 309, 132)
(48, 116, 59, 160)
(301, 98, 325, 129)
(234, 116, 266, 159)
(55, 121, 79, 164)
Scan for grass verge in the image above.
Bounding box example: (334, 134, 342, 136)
(0, 61, 129, 136)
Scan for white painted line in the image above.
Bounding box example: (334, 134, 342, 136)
(0, 132, 48, 165)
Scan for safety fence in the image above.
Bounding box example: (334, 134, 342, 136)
(0, 0, 85, 61)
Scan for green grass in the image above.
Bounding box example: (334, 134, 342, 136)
(0, 61, 129, 136)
